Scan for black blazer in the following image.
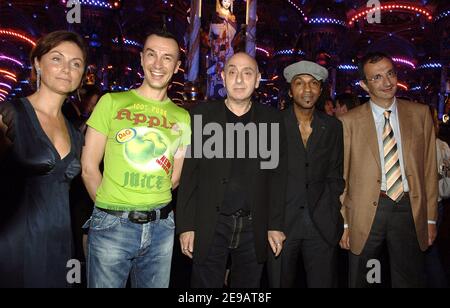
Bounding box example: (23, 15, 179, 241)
(283, 107, 344, 246)
(176, 101, 287, 264)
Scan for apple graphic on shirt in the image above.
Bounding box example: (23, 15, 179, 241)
(125, 130, 167, 165)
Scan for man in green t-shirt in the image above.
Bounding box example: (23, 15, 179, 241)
(81, 29, 190, 288)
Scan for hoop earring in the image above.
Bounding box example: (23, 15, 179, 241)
(36, 68, 41, 92)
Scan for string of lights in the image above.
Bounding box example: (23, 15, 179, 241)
(0, 29, 36, 47)
(349, 4, 432, 25)
(308, 17, 346, 26)
(0, 55, 24, 68)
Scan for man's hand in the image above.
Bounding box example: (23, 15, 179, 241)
(428, 224, 437, 247)
(340, 228, 350, 250)
(180, 231, 195, 259)
(268, 230, 286, 257)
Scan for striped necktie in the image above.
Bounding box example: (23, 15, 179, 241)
(383, 110, 404, 202)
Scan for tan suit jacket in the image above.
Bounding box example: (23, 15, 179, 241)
(339, 99, 438, 255)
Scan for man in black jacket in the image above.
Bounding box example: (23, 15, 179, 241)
(176, 52, 287, 288)
(268, 60, 344, 288)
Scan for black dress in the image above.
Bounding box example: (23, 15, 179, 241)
(0, 98, 83, 288)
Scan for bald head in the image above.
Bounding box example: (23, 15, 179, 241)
(224, 52, 259, 74)
(221, 52, 261, 104)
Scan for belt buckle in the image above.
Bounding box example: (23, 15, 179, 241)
(128, 211, 155, 224)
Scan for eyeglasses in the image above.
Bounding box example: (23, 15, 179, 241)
(365, 70, 397, 83)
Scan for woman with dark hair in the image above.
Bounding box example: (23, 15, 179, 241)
(0, 30, 87, 287)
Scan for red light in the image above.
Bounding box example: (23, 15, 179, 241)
(397, 82, 408, 91)
(3, 75, 17, 82)
(0, 29, 36, 46)
(0, 69, 16, 78)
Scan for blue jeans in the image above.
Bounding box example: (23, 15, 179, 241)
(85, 206, 175, 288)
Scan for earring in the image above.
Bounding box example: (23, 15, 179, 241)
(77, 89, 81, 102)
(36, 68, 41, 92)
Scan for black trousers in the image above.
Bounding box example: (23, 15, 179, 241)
(349, 194, 426, 288)
(191, 213, 264, 288)
(268, 207, 338, 288)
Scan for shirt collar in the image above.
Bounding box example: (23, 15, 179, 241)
(370, 97, 397, 121)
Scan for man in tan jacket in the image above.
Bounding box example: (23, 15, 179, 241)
(339, 52, 438, 288)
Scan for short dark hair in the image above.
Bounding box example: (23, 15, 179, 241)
(358, 52, 394, 81)
(30, 31, 87, 83)
(142, 29, 180, 58)
(336, 93, 360, 110)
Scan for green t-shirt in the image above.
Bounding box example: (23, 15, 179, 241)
(87, 90, 191, 211)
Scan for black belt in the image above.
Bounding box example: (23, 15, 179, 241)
(98, 204, 172, 224)
(380, 191, 409, 200)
